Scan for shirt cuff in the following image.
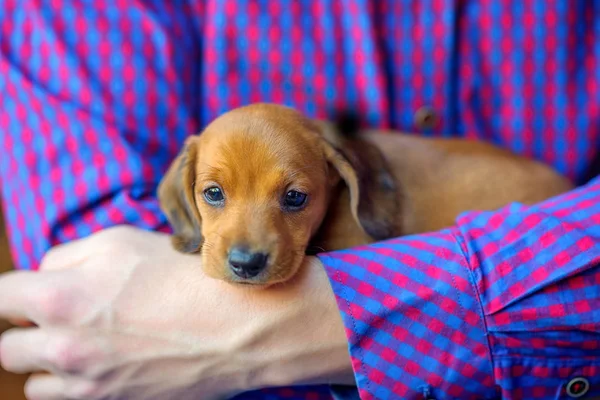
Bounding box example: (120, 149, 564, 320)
(317, 230, 497, 400)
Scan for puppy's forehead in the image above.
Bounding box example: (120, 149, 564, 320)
(199, 106, 323, 164)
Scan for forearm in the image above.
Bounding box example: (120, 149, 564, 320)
(1, 227, 348, 400)
(250, 257, 354, 389)
(315, 176, 600, 399)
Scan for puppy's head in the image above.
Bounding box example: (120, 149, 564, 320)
(158, 103, 399, 286)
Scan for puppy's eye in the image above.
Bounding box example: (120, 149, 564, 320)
(203, 186, 225, 206)
(283, 190, 308, 210)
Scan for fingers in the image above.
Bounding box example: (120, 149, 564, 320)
(0, 239, 86, 322)
(24, 373, 65, 400)
(0, 271, 46, 322)
(0, 239, 91, 323)
(0, 327, 50, 374)
(1, 327, 107, 400)
(25, 373, 102, 400)
(0, 268, 80, 325)
(1, 327, 102, 377)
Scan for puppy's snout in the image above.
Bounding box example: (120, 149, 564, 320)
(228, 246, 269, 279)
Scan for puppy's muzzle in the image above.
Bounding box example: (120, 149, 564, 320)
(228, 246, 269, 279)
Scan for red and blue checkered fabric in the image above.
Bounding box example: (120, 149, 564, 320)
(1, 1, 599, 399)
(320, 177, 600, 399)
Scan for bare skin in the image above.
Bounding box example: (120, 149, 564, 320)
(0, 226, 352, 400)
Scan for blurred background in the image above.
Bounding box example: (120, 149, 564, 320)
(0, 201, 27, 400)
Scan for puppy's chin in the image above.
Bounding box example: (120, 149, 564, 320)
(258, 256, 306, 287)
(209, 274, 277, 289)
(229, 280, 273, 289)
(224, 271, 298, 288)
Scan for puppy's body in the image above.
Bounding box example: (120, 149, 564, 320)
(377, 133, 572, 234)
(159, 104, 573, 285)
(313, 122, 573, 250)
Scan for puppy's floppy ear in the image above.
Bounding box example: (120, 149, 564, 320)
(319, 113, 401, 240)
(157, 136, 203, 253)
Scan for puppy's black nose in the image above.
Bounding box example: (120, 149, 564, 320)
(228, 247, 268, 279)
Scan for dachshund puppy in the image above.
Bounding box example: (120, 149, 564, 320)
(158, 103, 573, 286)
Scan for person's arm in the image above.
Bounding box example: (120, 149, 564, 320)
(2, 180, 597, 400)
(0, 3, 335, 399)
(0, 2, 200, 270)
(0, 226, 350, 400)
(315, 176, 600, 399)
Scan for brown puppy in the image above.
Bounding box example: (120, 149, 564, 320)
(158, 103, 573, 286)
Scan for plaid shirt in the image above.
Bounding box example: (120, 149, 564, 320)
(1, 1, 599, 399)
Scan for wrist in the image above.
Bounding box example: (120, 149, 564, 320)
(239, 257, 354, 390)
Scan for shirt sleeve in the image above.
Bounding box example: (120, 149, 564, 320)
(0, 2, 203, 270)
(318, 176, 600, 400)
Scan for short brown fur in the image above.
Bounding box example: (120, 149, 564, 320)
(158, 103, 574, 286)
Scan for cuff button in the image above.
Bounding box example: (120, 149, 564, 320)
(566, 377, 590, 398)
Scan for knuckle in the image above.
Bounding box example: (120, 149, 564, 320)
(96, 225, 134, 250)
(46, 336, 84, 373)
(36, 286, 72, 324)
(67, 380, 102, 400)
(103, 224, 134, 239)
(45, 335, 102, 375)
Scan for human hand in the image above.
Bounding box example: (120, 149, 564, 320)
(0, 226, 351, 400)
